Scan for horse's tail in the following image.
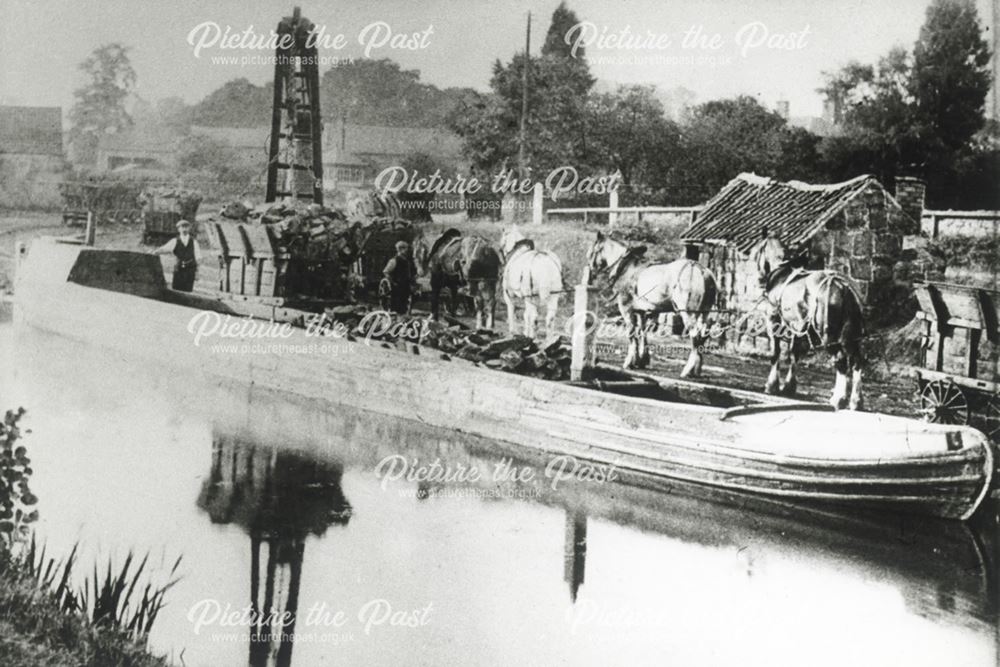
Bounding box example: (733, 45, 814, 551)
(815, 272, 864, 349)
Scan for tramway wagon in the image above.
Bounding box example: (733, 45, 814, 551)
(911, 280, 1000, 441)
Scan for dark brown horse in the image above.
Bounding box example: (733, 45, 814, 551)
(413, 228, 502, 329)
(587, 232, 718, 376)
(752, 236, 865, 410)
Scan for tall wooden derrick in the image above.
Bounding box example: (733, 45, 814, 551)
(266, 7, 324, 206)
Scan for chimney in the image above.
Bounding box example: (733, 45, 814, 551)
(775, 100, 790, 120)
(894, 175, 925, 232)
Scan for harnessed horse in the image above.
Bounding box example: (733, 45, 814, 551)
(751, 236, 865, 410)
(586, 232, 717, 376)
(498, 225, 564, 338)
(413, 228, 501, 330)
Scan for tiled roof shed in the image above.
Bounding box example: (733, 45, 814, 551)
(682, 172, 918, 341)
(682, 173, 903, 253)
(0, 106, 63, 156)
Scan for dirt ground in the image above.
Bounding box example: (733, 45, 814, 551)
(1, 209, 925, 421)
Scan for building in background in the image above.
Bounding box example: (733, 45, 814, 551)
(322, 120, 464, 190)
(95, 125, 179, 174)
(0, 105, 65, 208)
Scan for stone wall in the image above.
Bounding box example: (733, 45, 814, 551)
(920, 211, 1000, 239)
(819, 182, 912, 319)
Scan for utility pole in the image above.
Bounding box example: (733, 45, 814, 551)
(513, 11, 531, 223)
(517, 12, 531, 183)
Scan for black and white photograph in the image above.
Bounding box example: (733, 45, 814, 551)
(0, 1, 998, 665)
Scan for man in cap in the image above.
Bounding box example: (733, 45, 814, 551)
(151, 219, 200, 292)
(382, 240, 417, 314)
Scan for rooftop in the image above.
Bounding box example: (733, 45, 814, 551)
(683, 173, 883, 252)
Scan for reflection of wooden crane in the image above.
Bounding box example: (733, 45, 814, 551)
(197, 434, 351, 667)
(564, 510, 587, 602)
(266, 7, 324, 205)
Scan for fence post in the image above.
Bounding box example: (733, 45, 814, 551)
(570, 284, 597, 381)
(84, 211, 96, 246)
(608, 190, 619, 228)
(532, 182, 543, 226)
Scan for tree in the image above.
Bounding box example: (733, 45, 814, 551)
(818, 0, 992, 206)
(320, 59, 472, 128)
(911, 0, 992, 156)
(188, 78, 273, 127)
(818, 48, 918, 184)
(666, 96, 793, 204)
(453, 3, 595, 180)
(68, 43, 136, 165)
(176, 135, 256, 196)
(542, 1, 582, 59)
(585, 85, 681, 204)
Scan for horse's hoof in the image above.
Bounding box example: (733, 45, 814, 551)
(849, 397, 864, 411)
(829, 396, 847, 410)
(764, 382, 780, 395)
(780, 380, 797, 396)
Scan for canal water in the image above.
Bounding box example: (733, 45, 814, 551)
(1, 325, 998, 666)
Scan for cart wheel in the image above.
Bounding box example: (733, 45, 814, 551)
(979, 394, 1000, 442)
(918, 380, 970, 426)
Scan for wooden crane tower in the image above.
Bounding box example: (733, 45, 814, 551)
(265, 7, 324, 205)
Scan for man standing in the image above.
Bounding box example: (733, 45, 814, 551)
(382, 241, 416, 314)
(151, 219, 200, 292)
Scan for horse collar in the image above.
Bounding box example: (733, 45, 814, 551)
(606, 247, 645, 286)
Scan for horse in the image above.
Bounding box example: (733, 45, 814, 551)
(498, 225, 564, 338)
(412, 228, 501, 330)
(751, 235, 865, 410)
(586, 232, 717, 377)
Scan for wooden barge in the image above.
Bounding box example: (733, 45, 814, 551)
(13, 238, 997, 520)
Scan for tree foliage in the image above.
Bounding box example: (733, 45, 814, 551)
(68, 43, 137, 165)
(820, 0, 994, 207)
(585, 85, 680, 203)
(542, 1, 582, 59)
(663, 96, 819, 204)
(188, 78, 273, 127)
(451, 4, 595, 180)
(321, 59, 474, 128)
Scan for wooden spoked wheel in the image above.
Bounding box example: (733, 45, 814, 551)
(918, 380, 970, 426)
(979, 394, 1000, 442)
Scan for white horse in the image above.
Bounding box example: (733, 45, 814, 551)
(499, 225, 564, 338)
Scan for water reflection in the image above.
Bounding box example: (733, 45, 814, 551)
(564, 511, 587, 602)
(197, 433, 352, 666)
(6, 327, 1000, 665)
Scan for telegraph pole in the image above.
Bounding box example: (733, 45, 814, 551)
(517, 12, 531, 182)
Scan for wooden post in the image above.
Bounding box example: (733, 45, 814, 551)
(608, 190, 619, 228)
(84, 211, 96, 246)
(532, 182, 543, 226)
(570, 284, 597, 381)
(14, 241, 25, 276)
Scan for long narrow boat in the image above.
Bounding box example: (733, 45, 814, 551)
(13, 238, 997, 520)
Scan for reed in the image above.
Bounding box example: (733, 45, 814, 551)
(24, 536, 182, 643)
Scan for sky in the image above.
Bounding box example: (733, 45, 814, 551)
(0, 0, 996, 120)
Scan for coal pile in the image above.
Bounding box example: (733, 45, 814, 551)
(322, 305, 572, 381)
